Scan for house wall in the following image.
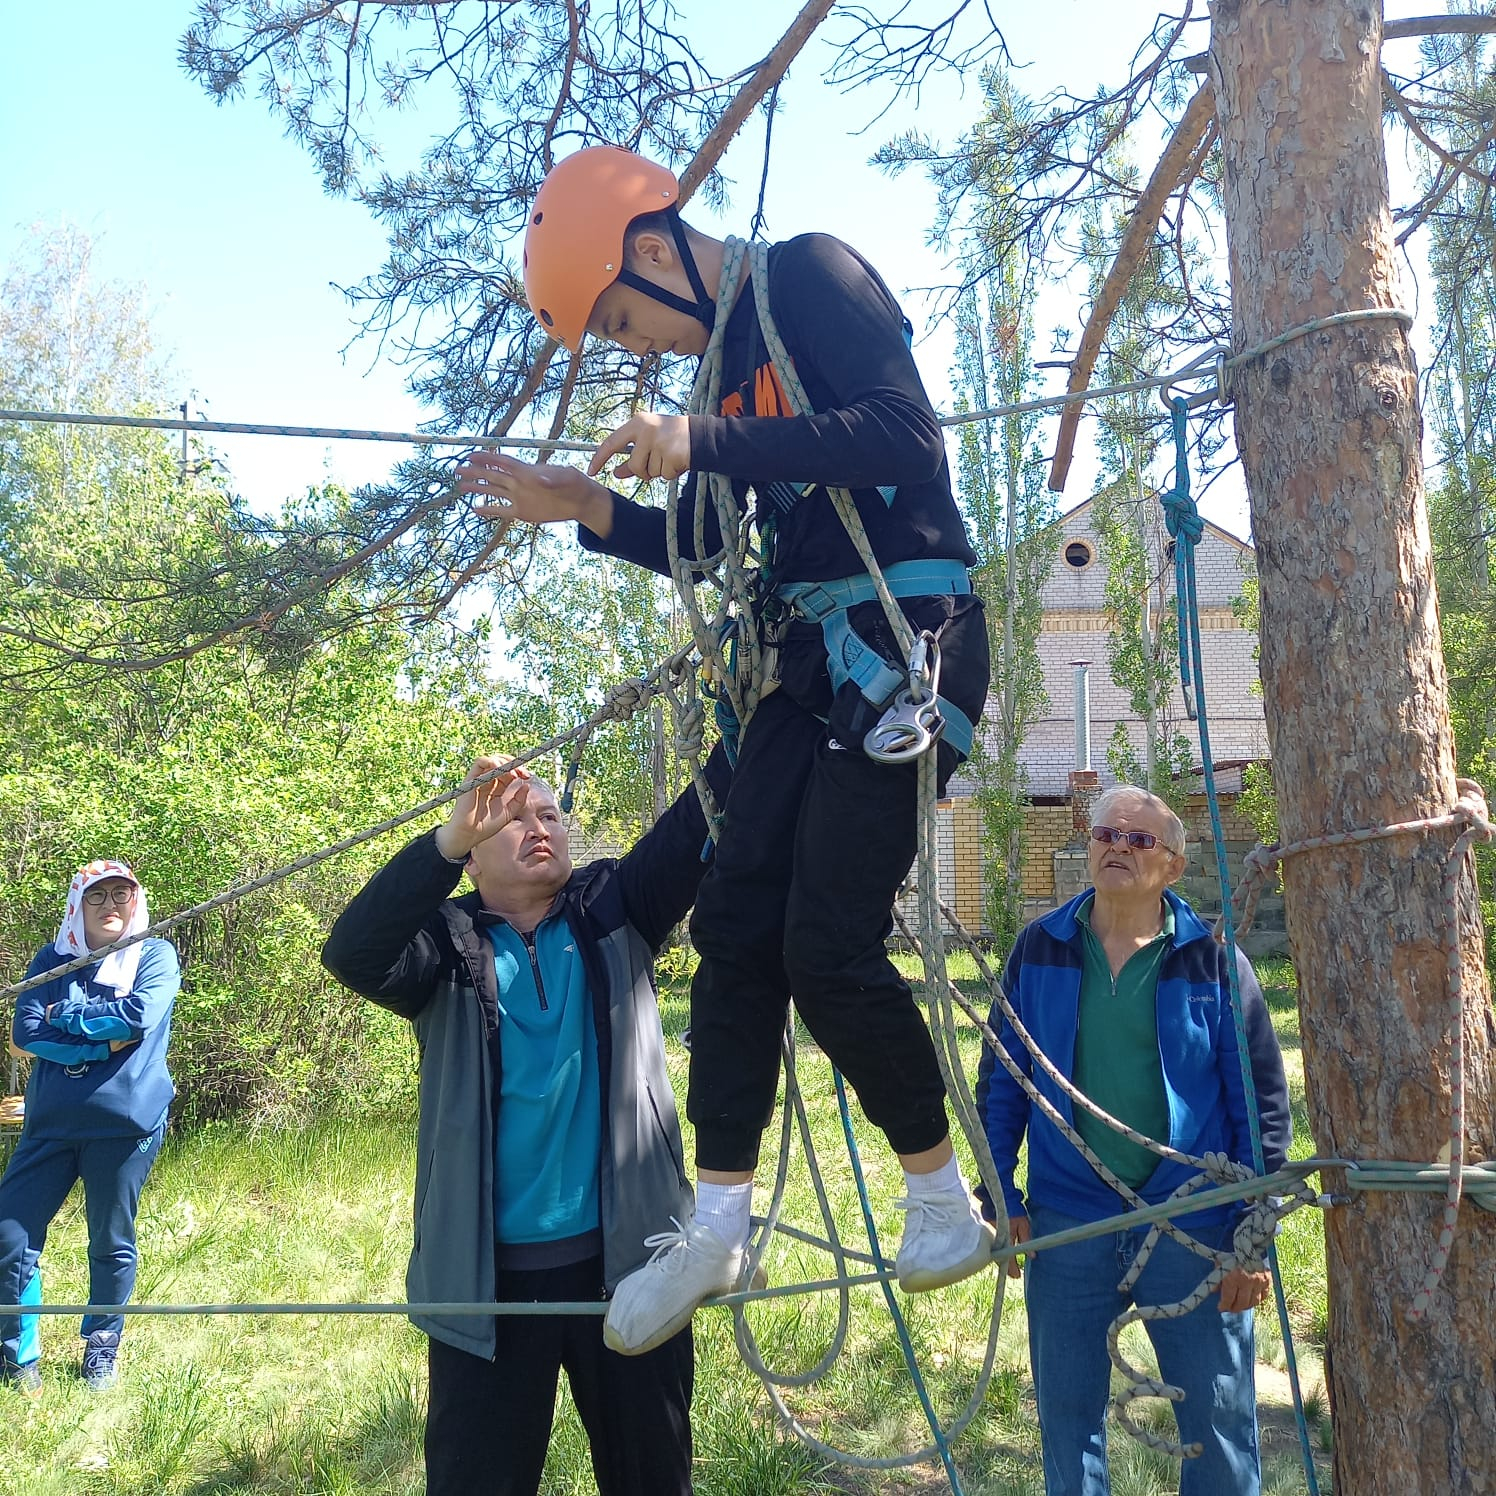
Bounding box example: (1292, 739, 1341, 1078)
(995, 500, 1269, 797)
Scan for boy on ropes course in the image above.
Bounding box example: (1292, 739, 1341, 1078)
(977, 785, 1291, 1496)
(456, 144, 995, 1358)
(322, 752, 730, 1496)
(2, 861, 180, 1396)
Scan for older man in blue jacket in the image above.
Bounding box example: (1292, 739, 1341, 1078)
(977, 784, 1291, 1496)
(323, 749, 729, 1496)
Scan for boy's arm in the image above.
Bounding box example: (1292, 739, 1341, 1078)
(613, 743, 733, 949)
(44, 941, 180, 1042)
(688, 234, 947, 490)
(577, 469, 724, 579)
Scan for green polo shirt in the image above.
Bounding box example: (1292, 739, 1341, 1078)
(1071, 893, 1174, 1190)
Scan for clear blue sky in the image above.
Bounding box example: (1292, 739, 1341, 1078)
(0, 2, 1436, 530)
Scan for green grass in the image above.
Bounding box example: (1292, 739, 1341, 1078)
(1, 955, 1329, 1495)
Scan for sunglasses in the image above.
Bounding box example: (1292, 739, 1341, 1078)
(83, 887, 137, 908)
(1090, 825, 1176, 853)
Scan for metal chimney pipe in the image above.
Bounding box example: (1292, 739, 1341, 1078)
(1071, 660, 1092, 772)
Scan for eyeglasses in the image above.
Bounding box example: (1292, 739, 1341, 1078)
(82, 887, 137, 908)
(1090, 825, 1177, 853)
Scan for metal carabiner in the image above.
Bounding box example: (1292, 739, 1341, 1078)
(864, 632, 946, 764)
(1157, 342, 1231, 412)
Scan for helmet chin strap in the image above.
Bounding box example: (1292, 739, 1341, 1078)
(615, 209, 717, 331)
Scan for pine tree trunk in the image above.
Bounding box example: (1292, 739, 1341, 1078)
(1210, 4, 1496, 1491)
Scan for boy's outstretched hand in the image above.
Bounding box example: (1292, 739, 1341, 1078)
(588, 412, 691, 482)
(455, 451, 614, 538)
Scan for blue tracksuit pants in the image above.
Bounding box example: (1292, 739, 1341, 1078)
(0, 1125, 165, 1365)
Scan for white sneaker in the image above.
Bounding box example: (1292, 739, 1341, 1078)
(603, 1216, 744, 1356)
(894, 1188, 997, 1292)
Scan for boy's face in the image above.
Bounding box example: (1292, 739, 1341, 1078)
(586, 279, 710, 359)
(584, 227, 713, 359)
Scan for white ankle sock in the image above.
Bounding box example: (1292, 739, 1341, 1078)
(903, 1154, 964, 1197)
(694, 1181, 753, 1251)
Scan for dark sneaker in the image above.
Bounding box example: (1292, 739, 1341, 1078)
(81, 1331, 120, 1391)
(3, 1358, 42, 1397)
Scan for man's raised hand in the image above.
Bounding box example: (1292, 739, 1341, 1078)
(435, 758, 531, 863)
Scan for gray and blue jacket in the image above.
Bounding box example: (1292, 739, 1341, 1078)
(320, 749, 728, 1358)
(975, 888, 1291, 1232)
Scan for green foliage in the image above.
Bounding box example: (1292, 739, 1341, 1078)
(487, 520, 699, 850)
(1238, 761, 1280, 846)
(1075, 136, 1221, 807)
(0, 231, 519, 1121)
(940, 66, 1056, 948)
(1103, 722, 1194, 816)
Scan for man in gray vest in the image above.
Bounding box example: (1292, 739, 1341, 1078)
(323, 749, 728, 1496)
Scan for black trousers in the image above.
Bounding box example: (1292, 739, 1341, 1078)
(687, 593, 989, 1173)
(425, 1258, 694, 1496)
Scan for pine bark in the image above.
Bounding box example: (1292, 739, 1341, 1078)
(1210, 4, 1495, 1492)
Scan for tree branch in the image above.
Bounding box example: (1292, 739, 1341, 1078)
(677, 0, 837, 203)
(1048, 81, 1216, 493)
(1382, 70, 1496, 197)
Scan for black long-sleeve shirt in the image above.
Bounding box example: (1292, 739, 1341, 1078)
(579, 233, 979, 585)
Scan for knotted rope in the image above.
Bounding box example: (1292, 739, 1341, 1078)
(1222, 779, 1493, 1319)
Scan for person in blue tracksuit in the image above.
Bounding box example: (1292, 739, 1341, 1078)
(976, 785, 1291, 1496)
(2, 859, 179, 1395)
(322, 750, 730, 1496)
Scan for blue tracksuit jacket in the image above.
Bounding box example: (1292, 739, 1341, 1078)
(975, 889, 1291, 1232)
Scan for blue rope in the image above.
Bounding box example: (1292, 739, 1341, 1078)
(1159, 396, 1321, 1496)
(832, 1069, 968, 1495)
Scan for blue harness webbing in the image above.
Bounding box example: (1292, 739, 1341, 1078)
(775, 558, 975, 757)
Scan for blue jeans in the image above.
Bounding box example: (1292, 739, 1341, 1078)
(0, 1124, 165, 1365)
(1025, 1203, 1260, 1496)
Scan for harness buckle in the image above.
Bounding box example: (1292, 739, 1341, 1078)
(864, 632, 946, 763)
(784, 582, 843, 624)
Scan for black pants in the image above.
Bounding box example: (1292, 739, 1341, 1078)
(687, 592, 989, 1173)
(425, 1258, 694, 1496)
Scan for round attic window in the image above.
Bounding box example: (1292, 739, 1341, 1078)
(1064, 540, 1093, 569)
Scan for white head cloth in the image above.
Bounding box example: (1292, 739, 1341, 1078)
(55, 859, 150, 996)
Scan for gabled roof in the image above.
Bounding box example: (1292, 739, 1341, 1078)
(1048, 493, 1253, 554)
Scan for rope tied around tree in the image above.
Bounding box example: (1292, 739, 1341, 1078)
(1222, 777, 1494, 1320)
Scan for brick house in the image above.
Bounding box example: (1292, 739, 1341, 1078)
(909, 499, 1285, 951)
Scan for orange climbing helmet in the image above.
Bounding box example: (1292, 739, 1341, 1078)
(523, 145, 716, 351)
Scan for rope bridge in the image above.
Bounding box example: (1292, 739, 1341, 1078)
(4, 303, 1490, 1495)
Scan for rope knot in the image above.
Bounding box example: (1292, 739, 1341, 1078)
(1453, 777, 1492, 840)
(1159, 484, 1204, 545)
(603, 677, 653, 721)
(1232, 1199, 1279, 1272)
(674, 700, 706, 760)
(1200, 1152, 1253, 1187)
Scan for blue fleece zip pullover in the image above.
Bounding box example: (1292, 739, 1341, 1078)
(485, 916, 601, 1246)
(975, 889, 1291, 1232)
(11, 939, 179, 1139)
